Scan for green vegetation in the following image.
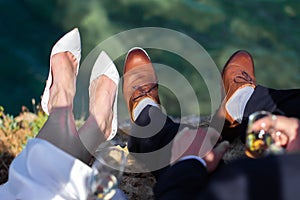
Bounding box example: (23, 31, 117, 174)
(0, 102, 47, 157)
(1, 0, 299, 116)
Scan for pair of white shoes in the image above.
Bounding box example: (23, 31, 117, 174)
(41, 28, 119, 141)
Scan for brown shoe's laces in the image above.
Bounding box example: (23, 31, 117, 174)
(234, 71, 254, 85)
(132, 83, 158, 102)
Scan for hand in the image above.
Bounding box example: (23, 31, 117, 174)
(251, 115, 300, 152)
(171, 127, 229, 173)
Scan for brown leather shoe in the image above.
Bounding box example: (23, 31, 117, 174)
(219, 50, 256, 127)
(123, 47, 160, 121)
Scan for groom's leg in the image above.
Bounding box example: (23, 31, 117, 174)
(128, 105, 181, 179)
(244, 85, 300, 118)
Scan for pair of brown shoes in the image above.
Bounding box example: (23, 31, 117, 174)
(123, 48, 256, 130)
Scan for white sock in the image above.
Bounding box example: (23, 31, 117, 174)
(226, 86, 254, 123)
(133, 97, 160, 121)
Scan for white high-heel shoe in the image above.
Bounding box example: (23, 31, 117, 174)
(41, 28, 81, 115)
(89, 51, 120, 140)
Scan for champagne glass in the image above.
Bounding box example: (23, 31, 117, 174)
(87, 143, 127, 200)
(245, 111, 285, 158)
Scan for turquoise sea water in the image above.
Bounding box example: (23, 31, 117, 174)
(1, 0, 299, 116)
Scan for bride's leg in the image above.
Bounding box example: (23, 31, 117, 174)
(37, 52, 90, 164)
(78, 75, 117, 154)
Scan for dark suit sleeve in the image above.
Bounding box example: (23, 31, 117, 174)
(153, 159, 208, 200)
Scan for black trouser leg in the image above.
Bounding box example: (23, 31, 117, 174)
(244, 85, 300, 118)
(221, 85, 300, 142)
(128, 105, 182, 179)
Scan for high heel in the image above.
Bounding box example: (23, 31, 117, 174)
(89, 51, 120, 140)
(41, 28, 81, 115)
